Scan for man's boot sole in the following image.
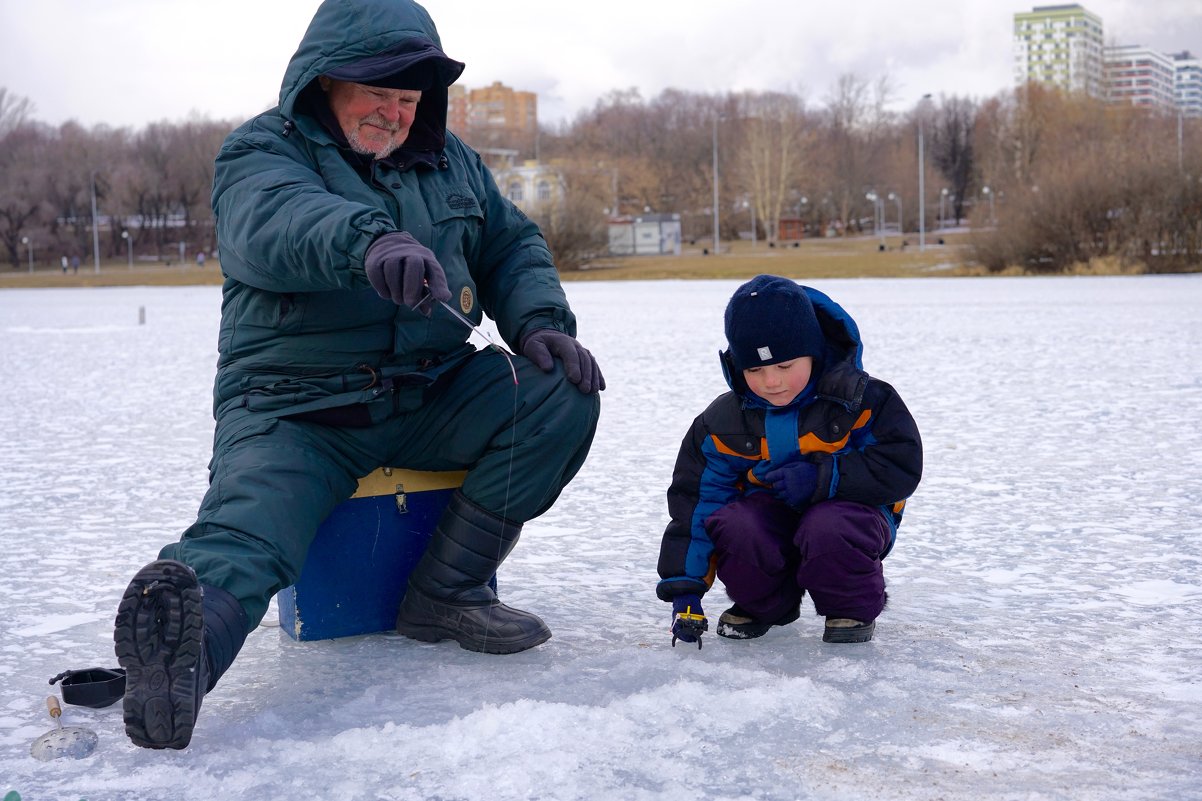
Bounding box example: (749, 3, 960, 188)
(114, 560, 204, 749)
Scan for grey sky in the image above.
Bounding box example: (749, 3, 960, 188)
(1, 0, 1199, 130)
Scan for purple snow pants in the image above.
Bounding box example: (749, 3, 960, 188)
(704, 493, 892, 623)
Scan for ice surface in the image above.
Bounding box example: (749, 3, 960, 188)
(1, 277, 1200, 800)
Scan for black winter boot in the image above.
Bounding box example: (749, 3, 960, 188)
(716, 603, 801, 640)
(395, 492, 550, 654)
(114, 560, 248, 749)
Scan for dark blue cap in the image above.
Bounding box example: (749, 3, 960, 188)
(724, 275, 824, 371)
(323, 38, 464, 90)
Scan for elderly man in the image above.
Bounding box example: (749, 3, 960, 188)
(113, 0, 602, 750)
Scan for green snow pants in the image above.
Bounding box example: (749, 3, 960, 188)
(159, 348, 600, 628)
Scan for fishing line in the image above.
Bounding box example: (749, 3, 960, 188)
(424, 292, 519, 654)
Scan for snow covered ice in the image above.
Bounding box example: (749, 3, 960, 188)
(1, 276, 1200, 801)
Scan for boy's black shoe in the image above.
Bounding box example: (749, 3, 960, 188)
(114, 559, 206, 749)
(823, 617, 876, 643)
(716, 603, 801, 639)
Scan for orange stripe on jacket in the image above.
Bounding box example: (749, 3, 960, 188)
(797, 409, 872, 453)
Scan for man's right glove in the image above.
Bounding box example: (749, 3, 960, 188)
(364, 231, 451, 316)
(520, 328, 605, 394)
(670, 594, 708, 649)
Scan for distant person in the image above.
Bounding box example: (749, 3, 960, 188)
(196, 251, 205, 267)
(110, 0, 602, 751)
(60, 255, 68, 274)
(658, 275, 921, 647)
(70, 255, 79, 274)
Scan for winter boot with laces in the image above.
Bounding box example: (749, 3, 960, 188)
(114, 559, 248, 749)
(395, 491, 550, 654)
(716, 602, 801, 640)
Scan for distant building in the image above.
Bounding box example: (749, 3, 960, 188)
(491, 159, 564, 213)
(607, 214, 682, 257)
(448, 81, 538, 160)
(1013, 4, 1105, 99)
(1105, 45, 1177, 111)
(1173, 51, 1202, 118)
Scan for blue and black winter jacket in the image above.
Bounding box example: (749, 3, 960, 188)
(655, 286, 923, 602)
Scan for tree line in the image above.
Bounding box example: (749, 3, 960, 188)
(3, 77, 1199, 274)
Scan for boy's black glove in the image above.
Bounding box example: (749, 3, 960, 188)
(520, 329, 606, 394)
(764, 459, 821, 510)
(670, 594, 708, 649)
(364, 231, 451, 316)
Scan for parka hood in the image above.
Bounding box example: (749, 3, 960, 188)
(720, 284, 866, 406)
(279, 0, 462, 154)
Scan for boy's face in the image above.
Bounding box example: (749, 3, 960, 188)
(743, 357, 814, 406)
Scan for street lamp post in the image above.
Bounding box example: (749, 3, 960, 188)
(21, 236, 32, 273)
(866, 192, 885, 247)
(122, 230, 133, 270)
(90, 171, 101, 273)
(887, 192, 903, 237)
(744, 199, 757, 248)
(918, 93, 931, 251)
(712, 115, 720, 254)
(939, 188, 948, 229)
(982, 186, 995, 225)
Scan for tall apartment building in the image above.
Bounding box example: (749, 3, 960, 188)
(1174, 51, 1202, 118)
(1105, 44, 1178, 111)
(446, 81, 539, 161)
(1013, 4, 1105, 99)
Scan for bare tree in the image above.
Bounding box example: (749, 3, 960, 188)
(929, 95, 977, 224)
(818, 74, 895, 235)
(0, 87, 35, 138)
(0, 122, 51, 268)
(736, 91, 811, 245)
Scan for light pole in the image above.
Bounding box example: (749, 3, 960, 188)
(21, 236, 32, 273)
(982, 185, 995, 225)
(918, 93, 931, 251)
(90, 171, 101, 273)
(887, 192, 903, 237)
(122, 230, 133, 270)
(711, 115, 720, 254)
(743, 198, 757, 247)
(939, 188, 948, 229)
(866, 192, 884, 247)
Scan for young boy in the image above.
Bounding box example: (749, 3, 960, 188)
(657, 275, 922, 645)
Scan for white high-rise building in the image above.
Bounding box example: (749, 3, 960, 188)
(1014, 4, 1105, 99)
(1105, 44, 1178, 112)
(1173, 51, 1202, 118)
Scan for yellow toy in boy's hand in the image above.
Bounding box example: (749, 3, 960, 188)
(671, 605, 709, 649)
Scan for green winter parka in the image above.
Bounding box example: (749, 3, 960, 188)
(209, 0, 574, 424)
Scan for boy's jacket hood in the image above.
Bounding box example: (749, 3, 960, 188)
(278, 0, 462, 154)
(720, 284, 867, 407)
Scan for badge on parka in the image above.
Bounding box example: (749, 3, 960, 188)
(459, 286, 474, 315)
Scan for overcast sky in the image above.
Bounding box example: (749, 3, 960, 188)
(2, 0, 1200, 131)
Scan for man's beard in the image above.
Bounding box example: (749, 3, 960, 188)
(347, 115, 404, 159)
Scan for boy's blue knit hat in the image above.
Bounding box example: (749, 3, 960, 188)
(724, 275, 824, 371)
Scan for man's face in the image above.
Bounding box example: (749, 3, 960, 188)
(320, 77, 421, 159)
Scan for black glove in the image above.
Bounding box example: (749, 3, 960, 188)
(764, 459, 821, 510)
(520, 329, 605, 394)
(671, 594, 707, 648)
(364, 231, 451, 316)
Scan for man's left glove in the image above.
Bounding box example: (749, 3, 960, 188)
(364, 231, 451, 316)
(764, 459, 821, 510)
(670, 594, 708, 649)
(520, 329, 606, 394)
